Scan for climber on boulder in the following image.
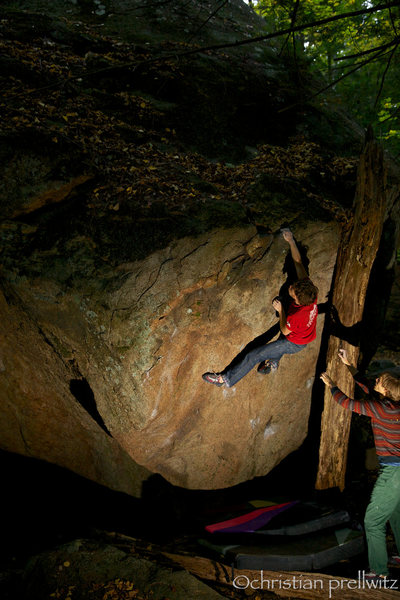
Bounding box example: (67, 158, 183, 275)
(202, 228, 318, 388)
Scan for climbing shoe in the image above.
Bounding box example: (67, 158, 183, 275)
(202, 372, 225, 387)
(257, 360, 278, 375)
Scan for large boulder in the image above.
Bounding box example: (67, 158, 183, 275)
(2, 220, 339, 490)
(0, 0, 350, 494)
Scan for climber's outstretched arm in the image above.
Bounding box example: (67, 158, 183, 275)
(282, 228, 308, 280)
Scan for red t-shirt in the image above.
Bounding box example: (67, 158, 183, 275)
(286, 299, 318, 345)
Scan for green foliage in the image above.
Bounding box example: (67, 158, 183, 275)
(377, 98, 400, 148)
(253, 0, 400, 156)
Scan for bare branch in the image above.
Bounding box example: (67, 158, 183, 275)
(278, 44, 394, 113)
(8, 0, 400, 100)
(374, 41, 400, 108)
(280, 0, 301, 55)
(334, 37, 400, 61)
(170, 1, 400, 56)
(106, 0, 400, 61)
(187, 0, 229, 43)
(388, 1, 400, 36)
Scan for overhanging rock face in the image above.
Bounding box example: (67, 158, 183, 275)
(3, 221, 340, 490)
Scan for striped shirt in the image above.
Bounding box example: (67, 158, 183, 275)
(331, 373, 400, 465)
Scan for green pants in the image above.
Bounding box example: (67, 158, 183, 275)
(364, 464, 400, 576)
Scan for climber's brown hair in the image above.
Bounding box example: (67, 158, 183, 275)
(292, 278, 318, 306)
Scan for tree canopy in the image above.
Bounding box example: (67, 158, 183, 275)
(252, 0, 400, 156)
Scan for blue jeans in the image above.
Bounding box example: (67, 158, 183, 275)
(223, 335, 306, 387)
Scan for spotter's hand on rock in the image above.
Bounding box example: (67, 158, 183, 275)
(320, 372, 335, 387)
(338, 349, 351, 365)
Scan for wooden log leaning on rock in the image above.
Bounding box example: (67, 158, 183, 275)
(316, 132, 387, 491)
(163, 551, 400, 600)
(102, 532, 399, 600)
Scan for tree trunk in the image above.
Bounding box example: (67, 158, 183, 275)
(316, 132, 387, 491)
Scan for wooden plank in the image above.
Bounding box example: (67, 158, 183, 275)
(316, 133, 387, 491)
(162, 551, 400, 599)
(100, 533, 399, 599)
